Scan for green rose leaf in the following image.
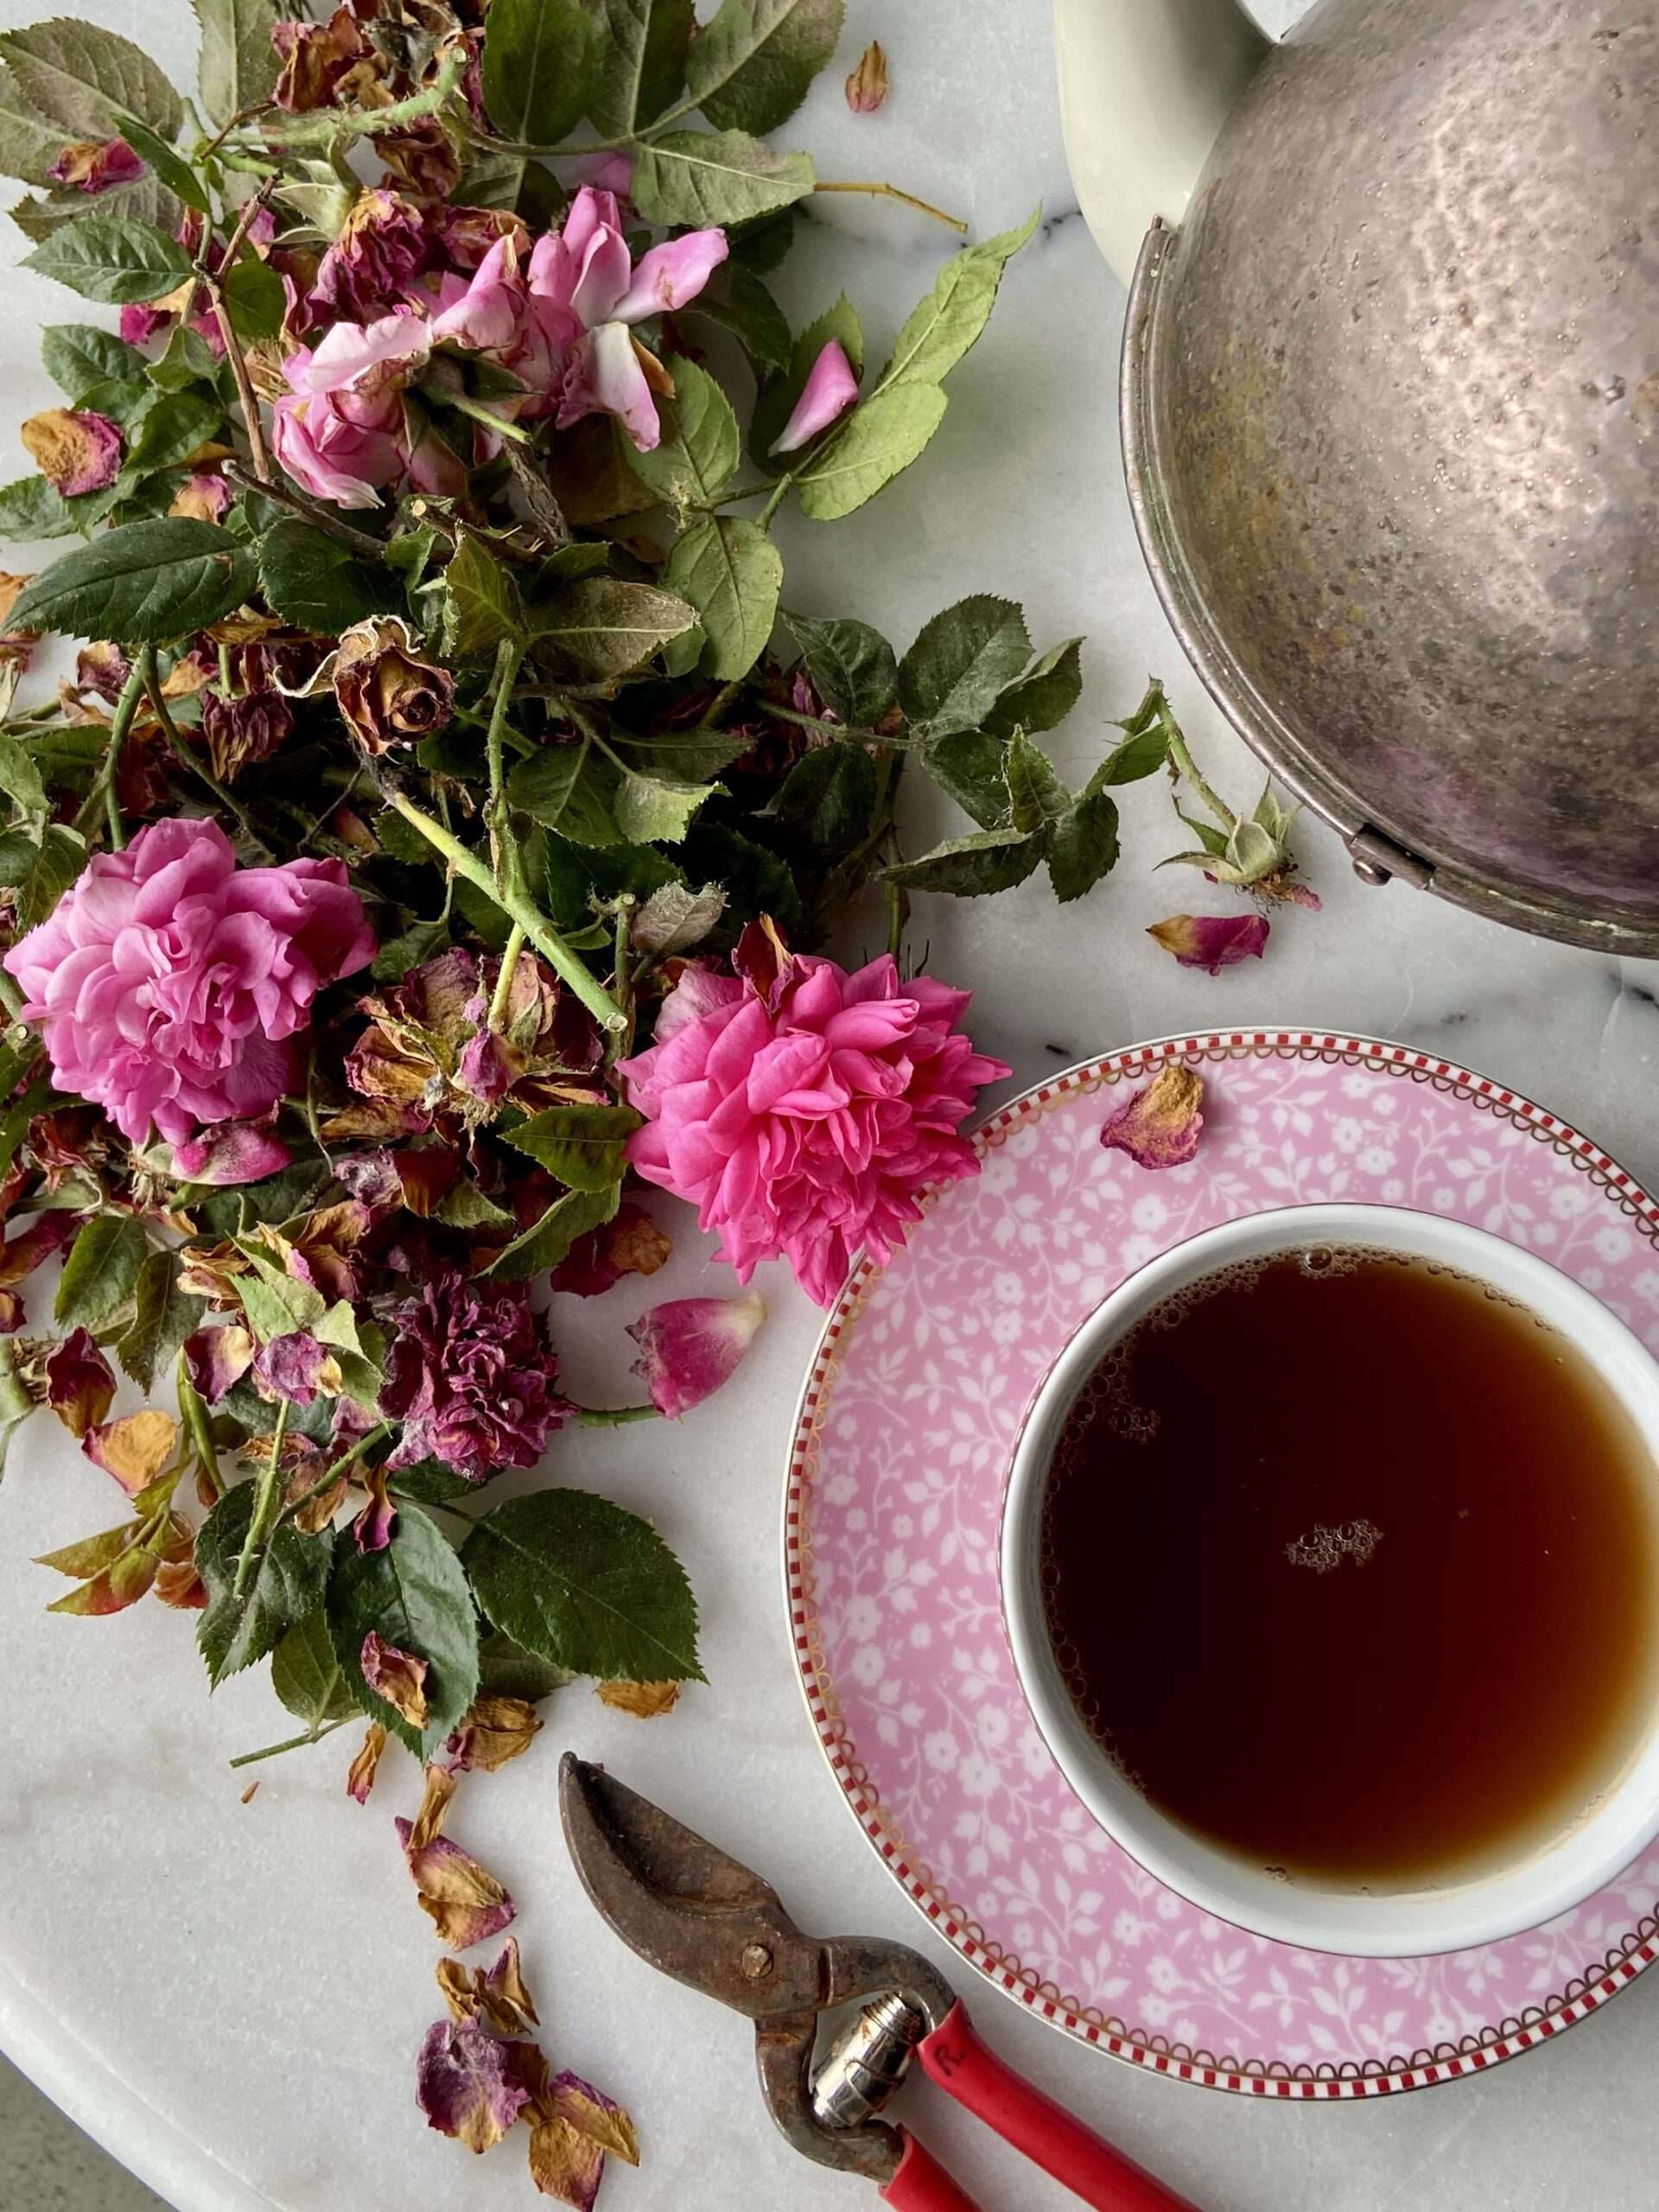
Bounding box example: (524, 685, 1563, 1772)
(325, 1503, 480, 1756)
(10, 520, 257, 645)
(0, 475, 74, 542)
(219, 254, 286, 345)
(480, 0, 591, 146)
(985, 637, 1084, 741)
(685, 265, 791, 372)
(486, 1181, 620, 1281)
(1004, 726, 1072, 836)
(507, 739, 599, 832)
(116, 1247, 207, 1394)
(110, 109, 209, 218)
(630, 880, 725, 955)
(258, 519, 398, 633)
(785, 612, 897, 727)
(625, 355, 741, 516)
(1098, 680, 1179, 784)
(14, 823, 88, 930)
(683, 0, 843, 136)
(1047, 786, 1122, 904)
(588, 0, 693, 136)
(880, 825, 1043, 898)
(189, 0, 283, 129)
(476, 1630, 573, 1704)
(463, 1488, 705, 1684)
(772, 741, 878, 855)
(196, 1486, 333, 1688)
(232, 1246, 327, 1343)
(56, 375, 149, 429)
(899, 595, 1033, 737)
(41, 324, 149, 404)
(502, 1103, 643, 1192)
(0, 734, 47, 818)
(0, 62, 66, 187)
(924, 729, 1013, 830)
(444, 528, 528, 659)
(682, 818, 802, 929)
(22, 216, 194, 305)
(878, 210, 1039, 393)
(794, 384, 948, 523)
(0, 20, 182, 138)
(120, 391, 224, 480)
(660, 513, 781, 682)
(55, 1214, 150, 1331)
(630, 130, 815, 228)
(270, 1609, 358, 1729)
(530, 576, 698, 680)
(613, 766, 719, 845)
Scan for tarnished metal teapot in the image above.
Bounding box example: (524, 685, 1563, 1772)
(1051, 0, 1659, 950)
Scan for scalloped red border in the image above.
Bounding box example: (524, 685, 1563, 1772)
(784, 1033, 1659, 2096)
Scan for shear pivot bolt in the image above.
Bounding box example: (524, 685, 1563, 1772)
(741, 1943, 773, 1980)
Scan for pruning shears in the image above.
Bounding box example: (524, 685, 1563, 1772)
(558, 1755, 1201, 2212)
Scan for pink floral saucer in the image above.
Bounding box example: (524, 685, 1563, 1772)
(785, 1032, 1659, 2098)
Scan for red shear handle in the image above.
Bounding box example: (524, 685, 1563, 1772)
(880, 2127, 987, 2212)
(917, 2002, 1199, 2212)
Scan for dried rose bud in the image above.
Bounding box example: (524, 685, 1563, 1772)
(313, 188, 433, 319)
(1099, 1064, 1205, 1171)
(20, 407, 123, 497)
(44, 1328, 116, 1439)
(332, 617, 455, 753)
(199, 687, 296, 782)
(442, 204, 530, 273)
(627, 1291, 766, 1419)
(1147, 912, 1270, 974)
(346, 1721, 388, 1805)
(364, 1630, 430, 1729)
(845, 40, 891, 112)
(47, 136, 144, 194)
(168, 473, 232, 524)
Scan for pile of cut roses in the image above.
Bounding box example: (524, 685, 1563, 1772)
(0, 0, 1313, 2196)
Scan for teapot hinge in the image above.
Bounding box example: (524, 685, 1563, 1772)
(1347, 824, 1434, 891)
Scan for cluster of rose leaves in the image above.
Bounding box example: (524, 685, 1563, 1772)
(0, 0, 1314, 2197)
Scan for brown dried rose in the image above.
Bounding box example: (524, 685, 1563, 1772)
(331, 616, 454, 753)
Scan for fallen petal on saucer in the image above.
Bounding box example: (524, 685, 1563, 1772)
(1099, 1065, 1205, 1170)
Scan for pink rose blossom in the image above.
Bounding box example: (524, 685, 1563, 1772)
(619, 946, 1008, 1307)
(627, 1291, 766, 1417)
(3, 817, 374, 1147)
(771, 340, 859, 454)
(271, 310, 435, 508)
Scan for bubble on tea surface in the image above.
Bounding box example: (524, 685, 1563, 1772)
(1284, 1518, 1384, 1573)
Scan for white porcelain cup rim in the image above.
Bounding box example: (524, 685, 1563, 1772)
(999, 1203, 1659, 1958)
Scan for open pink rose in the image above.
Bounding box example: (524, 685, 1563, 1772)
(271, 310, 444, 507)
(3, 817, 373, 1147)
(619, 946, 1008, 1307)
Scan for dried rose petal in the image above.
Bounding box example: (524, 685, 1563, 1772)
(155, 1558, 207, 1609)
(83, 1410, 178, 1497)
(594, 1678, 681, 1720)
(346, 1721, 388, 1805)
(47, 135, 144, 193)
(253, 1330, 341, 1407)
(172, 1123, 294, 1185)
(437, 1936, 540, 2035)
(20, 406, 123, 496)
(482, 1937, 539, 2032)
(527, 2115, 607, 2209)
(407, 1762, 457, 1851)
(183, 1323, 255, 1406)
(548, 2073, 639, 2165)
(364, 1631, 429, 1729)
(443, 1695, 543, 1773)
(549, 1205, 671, 1298)
(395, 1819, 518, 1951)
(353, 1462, 397, 1554)
(0, 1208, 81, 1288)
(626, 1290, 765, 1419)
(76, 640, 130, 701)
(845, 39, 890, 112)
(168, 472, 232, 524)
(416, 2017, 531, 2153)
(1147, 912, 1270, 975)
(1099, 1065, 1205, 1171)
(44, 1327, 115, 1438)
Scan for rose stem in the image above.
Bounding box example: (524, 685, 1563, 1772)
(575, 1404, 661, 1427)
(204, 187, 276, 486)
(227, 1717, 352, 1771)
(384, 790, 627, 1033)
(276, 1421, 393, 1530)
(232, 1397, 290, 1599)
(221, 462, 389, 560)
(263, 50, 463, 148)
(76, 653, 149, 849)
(138, 655, 268, 852)
(176, 1357, 225, 1499)
(813, 181, 969, 232)
(1164, 723, 1236, 833)
(486, 925, 525, 1030)
(608, 892, 637, 1060)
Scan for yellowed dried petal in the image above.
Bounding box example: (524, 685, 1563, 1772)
(550, 2078, 639, 2165)
(480, 1935, 539, 2034)
(595, 1679, 682, 1720)
(408, 1761, 458, 1849)
(1098, 1064, 1206, 1171)
(435, 1955, 483, 2025)
(346, 1722, 388, 1806)
(83, 1410, 179, 1497)
(292, 1471, 348, 1535)
(527, 2116, 606, 2209)
(845, 39, 890, 112)
(448, 1694, 543, 1772)
(0, 572, 33, 627)
(399, 1827, 517, 1951)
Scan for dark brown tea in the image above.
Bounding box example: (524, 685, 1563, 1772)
(1040, 1246, 1659, 1891)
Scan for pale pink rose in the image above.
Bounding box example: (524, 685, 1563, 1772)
(271, 310, 430, 507)
(771, 340, 859, 454)
(3, 817, 374, 1147)
(619, 950, 1008, 1308)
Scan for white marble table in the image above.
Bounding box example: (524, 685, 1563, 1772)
(4, 2, 1659, 2208)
